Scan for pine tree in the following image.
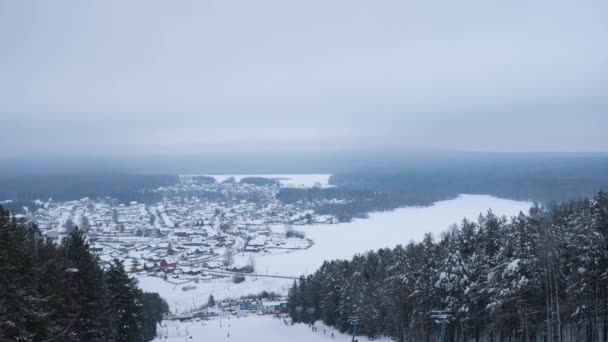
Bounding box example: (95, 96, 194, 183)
(141, 292, 169, 341)
(61, 227, 112, 342)
(207, 294, 216, 307)
(435, 226, 470, 317)
(0, 207, 167, 342)
(106, 259, 144, 342)
(282, 192, 608, 342)
(0, 210, 46, 340)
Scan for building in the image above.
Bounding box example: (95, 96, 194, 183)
(160, 258, 177, 273)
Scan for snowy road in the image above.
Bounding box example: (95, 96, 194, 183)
(154, 315, 391, 342)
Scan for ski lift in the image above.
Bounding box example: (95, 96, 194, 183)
(430, 310, 452, 324)
(430, 311, 453, 342)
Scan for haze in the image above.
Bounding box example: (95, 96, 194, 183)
(1, 0, 607, 163)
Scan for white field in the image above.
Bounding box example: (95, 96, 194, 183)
(137, 194, 531, 313)
(136, 275, 293, 314)
(257, 194, 532, 277)
(154, 315, 391, 342)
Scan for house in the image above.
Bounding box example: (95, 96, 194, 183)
(160, 258, 177, 272)
(262, 302, 281, 314)
(262, 301, 288, 314)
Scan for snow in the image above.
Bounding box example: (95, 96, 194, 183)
(137, 194, 531, 313)
(137, 276, 293, 314)
(248, 235, 267, 247)
(506, 259, 520, 273)
(256, 195, 531, 277)
(205, 174, 333, 188)
(154, 315, 391, 342)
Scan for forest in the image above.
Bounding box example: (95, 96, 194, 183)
(278, 156, 608, 222)
(0, 207, 169, 341)
(0, 173, 179, 202)
(330, 156, 608, 204)
(287, 191, 608, 342)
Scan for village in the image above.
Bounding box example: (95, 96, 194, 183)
(21, 175, 337, 310)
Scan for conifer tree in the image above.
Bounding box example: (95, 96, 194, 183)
(62, 227, 112, 342)
(106, 259, 144, 342)
(286, 191, 608, 342)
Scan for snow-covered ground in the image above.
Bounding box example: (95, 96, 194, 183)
(154, 315, 391, 342)
(137, 194, 531, 313)
(256, 194, 531, 277)
(207, 174, 333, 188)
(137, 275, 293, 314)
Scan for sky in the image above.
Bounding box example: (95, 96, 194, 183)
(1, 0, 607, 163)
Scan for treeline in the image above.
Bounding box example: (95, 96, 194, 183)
(239, 177, 280, 186)
(330, 156, 608, 204)
(288, 191, 608, 342)
(277, 157, 608, 222)
(277, 187, 421, 222)
(0, 207, 169, 341)
(0, 173, 179, 202)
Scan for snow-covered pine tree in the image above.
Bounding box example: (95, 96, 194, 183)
(435, 226, 470, 323)
(285, 191, 608, 342)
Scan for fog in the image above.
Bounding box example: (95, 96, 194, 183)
(1, 0, 607, 166)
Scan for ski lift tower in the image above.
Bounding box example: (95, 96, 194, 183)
(430, 311, 453, 342)
(348, 316, 359, 342)
(295, 306, 303, 322)
(307, 307, 316, 323)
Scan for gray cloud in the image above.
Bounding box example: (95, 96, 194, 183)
(1, 0, 607, 158)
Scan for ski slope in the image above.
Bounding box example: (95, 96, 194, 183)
(154, 315, 391, 342)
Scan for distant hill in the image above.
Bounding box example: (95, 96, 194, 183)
(0, 173, 179, 202)
(278, 155, 608, 221)
(330, 155, 608, 203)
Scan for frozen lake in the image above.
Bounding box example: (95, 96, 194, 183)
(256, 194, 531, 277)
(184, 174, 333, 188)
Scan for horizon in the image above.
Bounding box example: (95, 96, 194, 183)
(2, 150, 608, 176)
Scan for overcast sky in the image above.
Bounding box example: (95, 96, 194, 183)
(1, 0, 607, 159)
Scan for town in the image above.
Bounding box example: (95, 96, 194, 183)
(19, 175, 337, 303)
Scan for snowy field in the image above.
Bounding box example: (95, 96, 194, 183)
(136, 275, 293, 314)
(154, 315, 391, 342)
(207, 174, 333, 188)
(137, 194, 531, 313)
